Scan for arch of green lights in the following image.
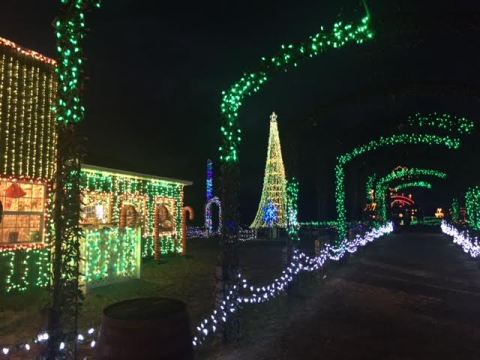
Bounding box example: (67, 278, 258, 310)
(375, 168, 447, 220)
(394, 180, 433, 192)
(219, 13, 374, 163)
(335, 133, 460, 242)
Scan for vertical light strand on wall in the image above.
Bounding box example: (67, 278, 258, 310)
(0, 54, 5, 171)
(38, 72, 47, 179)
(48, 74, 57, 179)
(11, 60, 20, 175)
(3, 58, 13, 174)
(24, 65, 35, 176)
(31, 67, 40, 177)
(18, 65, 27, 174)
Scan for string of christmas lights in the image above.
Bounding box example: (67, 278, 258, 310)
(192, 222, 393, 347)
(408, 113, 474, 135)
(394, 180, 432, 192)
(366, 173, 376, 204)
(451, 198, 460, 222)
(0, 327, 97, 357)
(441, 221, 480, 259)
(286, 178, 300, 241)
(335, 133, 460, 241)
(81, 228, 140, 286)
(0, 42, 57, 179)
(0, 222, 392, 355)
(465, 186, 480, 230)
(80, 167, 186, 257)
(375, 168, 447, 220)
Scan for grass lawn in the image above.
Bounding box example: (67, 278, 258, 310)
(0, 235, 314, 357)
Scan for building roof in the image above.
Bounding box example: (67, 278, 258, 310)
(0, 36, 56, 66)
(82, 164, 193, 186)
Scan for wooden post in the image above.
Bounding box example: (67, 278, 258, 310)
(182, 207, 194, 256)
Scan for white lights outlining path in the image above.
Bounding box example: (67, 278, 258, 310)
(441, 221, 480, 259)
(1, 224, 393, 355)
(192, 222, 394, 347)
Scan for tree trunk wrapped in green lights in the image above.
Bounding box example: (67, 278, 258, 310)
(48, 1, 101, 358)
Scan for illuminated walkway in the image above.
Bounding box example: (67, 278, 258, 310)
(211, 229, 480, 360)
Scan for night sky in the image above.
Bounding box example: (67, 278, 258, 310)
(2, 0, 480, 224)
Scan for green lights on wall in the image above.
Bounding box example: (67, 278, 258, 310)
(81, 228, 140, 286)
(219, 14, 374, 163)
(80, 167, 186, 257)
(0, 245, 50, 293)
(335, 132, 459, 241)
(466, 186, 480, 230)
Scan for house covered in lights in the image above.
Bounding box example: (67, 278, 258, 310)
(0, 37, 191, 293)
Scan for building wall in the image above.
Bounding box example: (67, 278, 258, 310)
(0, 37, 57, 180)
(80, 167, 187, 258)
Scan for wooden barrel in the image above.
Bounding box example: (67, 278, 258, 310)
(97, 297, 194, 360)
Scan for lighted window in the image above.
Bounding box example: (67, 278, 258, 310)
(155, 197, 176, 234)
(119, 195, 147, 229)
(0, 180, 46, 245)
(80, 192, 112, 226)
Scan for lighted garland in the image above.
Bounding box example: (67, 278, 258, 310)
(205, 196, 222, 236)
(192, 222, 393, 346)
(375, 168, 447, 220)
(465, 186, 480, 230)
(299, 221, 337, 228)
(408, 113, 474, 135)
(451, 198, 460, 222)
(366, 173, 376, 203)
(286, 178, 300, 241)
(54, 0, 101, 124)
(51, 1, 102, 357)
(394, 180, 433, 192)
(219, 14, 373, 162)
(206, 159, 214, 201)
(0, 223, 393, 356)
(335, 133, 460, 241)
(441, 221, 480, 259)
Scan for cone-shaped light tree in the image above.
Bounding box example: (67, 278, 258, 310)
(251, 112, 287, 228)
